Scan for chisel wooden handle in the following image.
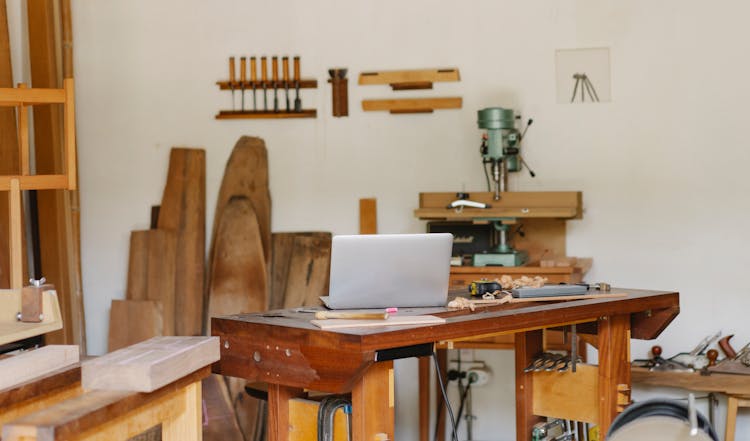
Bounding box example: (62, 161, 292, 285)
(250, 57, 257, 85)
(314, 311, 389, 320)
(240, 57, 246, 85)
(272, 56, 278, 85)
(282, 56, 290, 85)
(293, 56, 300, 83)
(228, 57, 236, 85)
(261, 56, 268, 84)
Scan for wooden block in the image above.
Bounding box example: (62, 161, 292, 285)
(532, 363, 599, 423)
(0, 345, 79, 391)
(84, 336, 218, 392)
(108, 300, 163, 352)
(311, 315, 445, 330)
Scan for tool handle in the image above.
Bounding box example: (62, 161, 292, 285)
(250, 57, 257, 83)
(314, 311, 389, 320)
(272, 56, 278, 84)
(293, 56, 300, 82)
(228, 57, 236, 84)
(719, 335, 737, 359)
(261, 56, 268, 83)
(282, 56, 290, 84)
(240, 57, 246, 84)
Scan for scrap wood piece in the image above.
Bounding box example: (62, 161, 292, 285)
(82, 336, 218, 392)
(508, 292, 628, 303)
(447, 295, 511, 311)
(157, 148, 205, 337)
(270, 232, 332, 310)
(0, 345, 79, 391)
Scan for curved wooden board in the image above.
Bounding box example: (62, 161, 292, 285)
(207, 196, 268, 320)
(210, 136, 271, 271)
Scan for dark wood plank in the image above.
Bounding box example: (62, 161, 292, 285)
(359, 198, 377, 234)
(267, 385, 303, 441)
(157, 148, 205, 337)
(0, 364, 80, 409)
(418, 357, 430, 441)
(351, 361, 394, 441)
(107, 300, 163, 352)
(269, 232, 331, 310)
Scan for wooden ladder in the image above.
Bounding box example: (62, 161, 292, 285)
(0, 78, 77, 290)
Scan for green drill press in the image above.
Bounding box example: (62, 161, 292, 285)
(473, 107, 532, 267)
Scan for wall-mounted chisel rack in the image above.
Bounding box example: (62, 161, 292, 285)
(358, 67, 462, 114)
(216, 55, 317, 119)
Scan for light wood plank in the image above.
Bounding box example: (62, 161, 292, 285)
(352, 361, 394, 441)
(532, 363, 598, 423)
(362, 97, 462, 112)
(0, 87, 65, 105)
(0, 346, 79, 391)
(597, 314, 631, 433)
(9, 179, 22, 289)
(82, 336, 218, 392)
(358, 68, 460, 85)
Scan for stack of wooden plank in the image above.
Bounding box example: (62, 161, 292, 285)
(108, 148, 205, 351)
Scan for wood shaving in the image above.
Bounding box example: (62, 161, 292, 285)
(447, 297, 476, 311)
(497, 275, 547, 289)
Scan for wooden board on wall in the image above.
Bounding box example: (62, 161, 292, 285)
(157, 148, 205, 337)
(269, 232, 332, 310)
(27, 0, 85, 351)
(107, 299, 163, 352)
(0, 0, 19, 289)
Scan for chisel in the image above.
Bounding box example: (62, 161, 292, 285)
(272, 56, 279, 112)
(250, 56, 257, 111)
(228, 56, 236, 111)
(293, 56, 301, 112)
(314, 311, 389, 320)
(282, 56, 290, 112)
(239, 56, 246, 112)
(261, 56, 268, 111)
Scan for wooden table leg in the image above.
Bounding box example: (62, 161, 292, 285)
(352, 361, 394, 441)
(418, 356, 430, 441)
(597, 314, 631, 437)
(162, 380, 201, 441)
(515, 330, 544, 441)
(434, 348, 447, 441)
(268, 384, 304, 441)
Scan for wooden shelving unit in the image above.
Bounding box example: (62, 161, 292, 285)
(215, 79, 318, 119)
(359, 68, 462, 114)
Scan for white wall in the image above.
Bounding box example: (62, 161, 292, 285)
(56, 1, 750, 439)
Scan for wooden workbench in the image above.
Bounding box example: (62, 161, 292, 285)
(212, 289, 679, 441)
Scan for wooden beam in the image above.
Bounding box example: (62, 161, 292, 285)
(358, 68, 460, 86)
(0, 87, 66, 105)
(362, 97, 462, 113)
(597, 314, 631, 434)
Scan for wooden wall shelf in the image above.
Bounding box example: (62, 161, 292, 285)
(359, 68, 460, 90)
(215, 110, 316, 120)
(415, 191, 583, 220)
(362, 97, 462, 114)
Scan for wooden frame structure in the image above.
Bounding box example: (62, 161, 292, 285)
(0, 79, 77, 291)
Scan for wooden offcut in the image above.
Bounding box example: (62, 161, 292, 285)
(359, 198, 377, 234)
(0, 345, 79, 391)
(269, 232, 332, 310)
(83, 336, 218, 392)
(158, 148, 205, 337)
(311, 315, 445, 330)
(107, 300, 163, 352)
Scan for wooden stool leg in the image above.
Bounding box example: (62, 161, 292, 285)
(725, 396, 739, 441)
(162, 381, 201, 441)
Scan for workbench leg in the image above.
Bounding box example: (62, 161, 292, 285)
(725, 396, 738, 441)
(597, 314, 631, 437)
(268, 385, 304, 441)
(162, 380, 201, 441)
(352, 361, 394, 441)
(418, 356, 430, 441)
(515, 330, 544, 441)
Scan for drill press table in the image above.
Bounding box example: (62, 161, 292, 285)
(212, 288, 679, 441)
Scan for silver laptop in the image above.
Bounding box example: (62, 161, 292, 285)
(321, 233, 453, 309)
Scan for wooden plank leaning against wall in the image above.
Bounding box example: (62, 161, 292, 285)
(0, 0, 20, 289)
(26, 0, 86, 351)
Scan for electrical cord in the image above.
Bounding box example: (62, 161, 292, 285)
(432, 351, 460, 441)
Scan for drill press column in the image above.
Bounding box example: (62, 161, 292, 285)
(477, 107, 522, 200)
